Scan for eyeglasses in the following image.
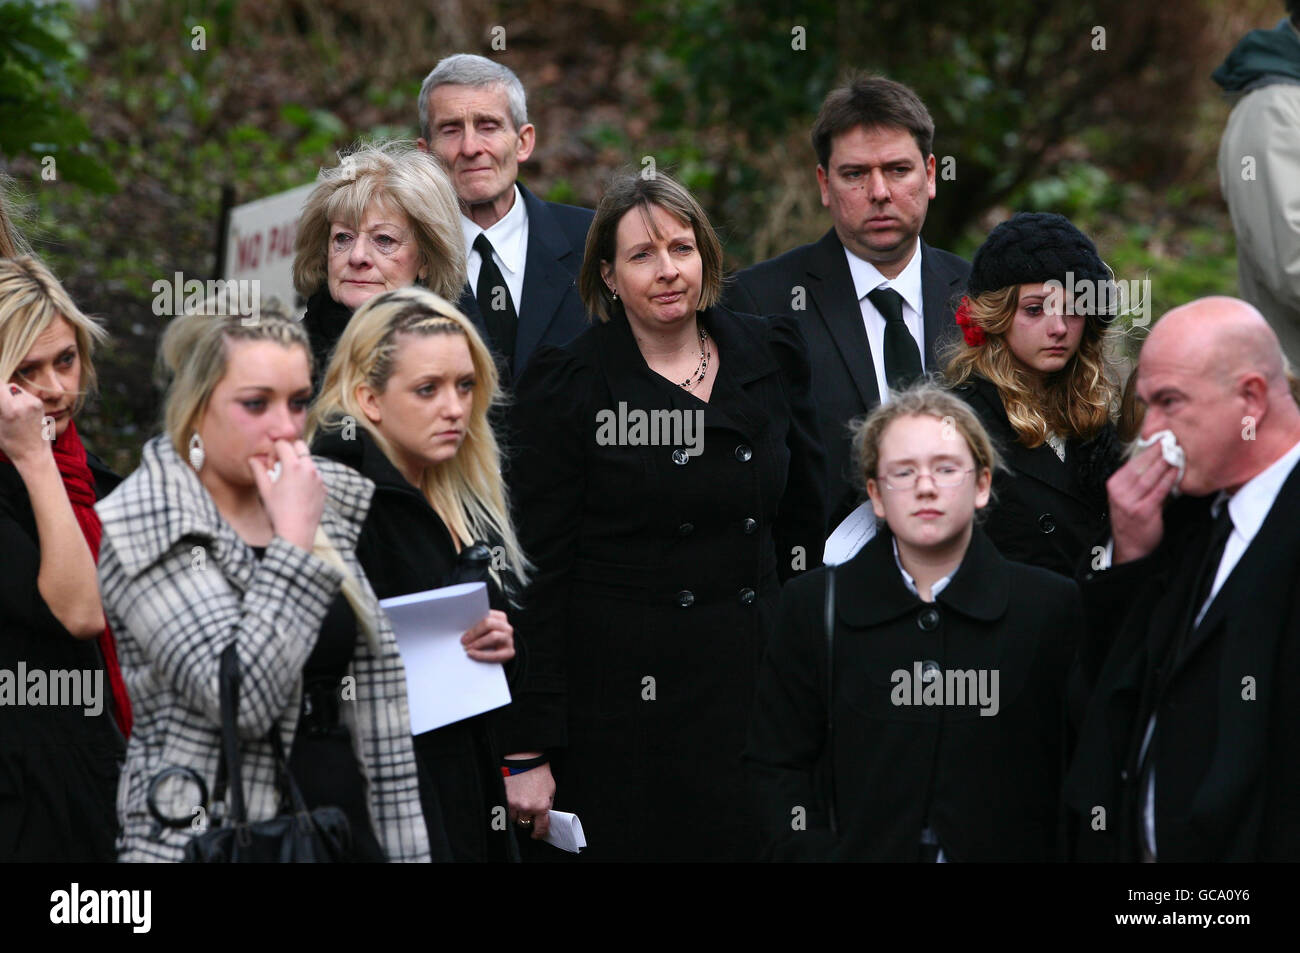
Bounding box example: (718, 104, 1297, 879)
(879, 464, 973, 491)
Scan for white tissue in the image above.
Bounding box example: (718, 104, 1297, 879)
(1132, 428, 1185, 493)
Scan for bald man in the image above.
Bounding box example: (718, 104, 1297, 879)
(1065, 297, 1300, 861)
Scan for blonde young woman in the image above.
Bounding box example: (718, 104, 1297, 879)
(96, 307, 429, 862)
(0, 256, 128, 862)
(293, 141, 465, 380)
(944, 212, 1122, 577)
(312, 286, 529, 862)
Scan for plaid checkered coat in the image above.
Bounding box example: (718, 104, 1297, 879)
(97, 435, 431, 862)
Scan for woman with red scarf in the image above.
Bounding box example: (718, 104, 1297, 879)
(0, 255, 129, 862)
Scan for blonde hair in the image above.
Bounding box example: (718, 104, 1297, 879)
(0, 176, 32, 259)
(310, 286, 530, 590)
(292, 140, 465, 302)
(851, 381, 1002, 498)
(157, 306, 381, 649)
(943, 285, 1117, 447)
(0, 256, 107, 413)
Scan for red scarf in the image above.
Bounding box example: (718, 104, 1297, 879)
(0, 421, 133, 736)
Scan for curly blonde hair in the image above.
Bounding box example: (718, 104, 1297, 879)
(943, 286, 1117, 447)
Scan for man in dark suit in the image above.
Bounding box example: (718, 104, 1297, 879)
(1067, 297, 1300, 861)
(727, 75, 969, 529)
(417, 54, 594, 387)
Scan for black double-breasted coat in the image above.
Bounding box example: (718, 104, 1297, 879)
(508, 304, 828, 861)
(744, 526, 1081, 862)
(313, 427, 520, 863)
(1065, 466, 1300, 862)
(954, 375, 1120, 578)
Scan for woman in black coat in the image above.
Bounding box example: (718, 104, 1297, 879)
(507, 171, 828, 862)
(944, 213, 1122, 577)
(0, 256, 128, 862)
(745, 384, 1080, 861)
(311, 286, 526, 862)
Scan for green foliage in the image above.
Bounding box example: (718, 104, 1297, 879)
(0, 0, 115, 191)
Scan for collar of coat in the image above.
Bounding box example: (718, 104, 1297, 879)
(96, 433, 375, 580)
(835, 523, 1010, 627)
(957, 374, 1097, 505)
(591, 304, 780, 437)
(312, 423, 420, 498)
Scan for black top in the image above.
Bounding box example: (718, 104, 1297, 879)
(954, 375, 1121, 578)
(0, 451, 124, 862)
(249, 544, 383, 861)
(505, 305, 828, 861)
(745, 525, 1082, 861)
(312, 426, 520, 862)
(301, 288, 353, 392)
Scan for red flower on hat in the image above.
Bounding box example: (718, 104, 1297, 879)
(954, 296, 986, 346)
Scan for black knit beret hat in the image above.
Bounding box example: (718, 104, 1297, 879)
(967, 212, 1110, 302)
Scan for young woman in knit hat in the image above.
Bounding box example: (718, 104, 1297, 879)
(944, 212, 1123, 578)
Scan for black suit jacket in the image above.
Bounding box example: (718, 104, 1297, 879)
(458, 182, 594, 387)
(726, 229, 970, 527)
(744, 525, 1081, 862)
(1066, 464, 1300, 861)
(955, 376, 1119, 578)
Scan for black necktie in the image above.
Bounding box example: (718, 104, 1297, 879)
(1181, 503, 1234, 641)
(474, 234, 518, 364)
(867, 286, 923, 390)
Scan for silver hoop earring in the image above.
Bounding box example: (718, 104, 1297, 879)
(188, 433, 206, 472)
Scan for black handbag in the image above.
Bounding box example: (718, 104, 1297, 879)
(181, 644, 353, 862)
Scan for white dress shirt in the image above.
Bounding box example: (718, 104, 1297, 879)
(844, 239, 926, 403)
(1140, 436, 1300, 858)
(892, 536, 953, 600)
(462, 184, 529, 313)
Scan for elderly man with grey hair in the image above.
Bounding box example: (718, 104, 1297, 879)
(417, 54, 594, 389)
(417, 53, 593, 854)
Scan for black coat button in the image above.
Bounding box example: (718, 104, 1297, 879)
(672, 449, 689, 465)
(735, 445, 753, 462)
(1038, 513, 1056, 534)
(676, 590, 695, 608)
(742, 518, 757, 534)
(920, 660, 942, 681)
(739, 588, 757, 605)
(677, 522, 694, 537)
(917, 607, 940, 631)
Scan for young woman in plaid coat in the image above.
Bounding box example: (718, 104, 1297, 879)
(96, 308, 430, 862)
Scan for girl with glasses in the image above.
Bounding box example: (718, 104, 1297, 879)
(745, 382, 1080, 861)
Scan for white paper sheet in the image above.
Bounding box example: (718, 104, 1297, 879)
(543, 810, 586, 853)
(379, 582, 511, 734)
(823, 501, 878, 565)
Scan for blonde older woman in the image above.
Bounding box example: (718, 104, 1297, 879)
(0, 255, 127, 862)
(293, 140, 465, 380)
(97, 307, 429, 862)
